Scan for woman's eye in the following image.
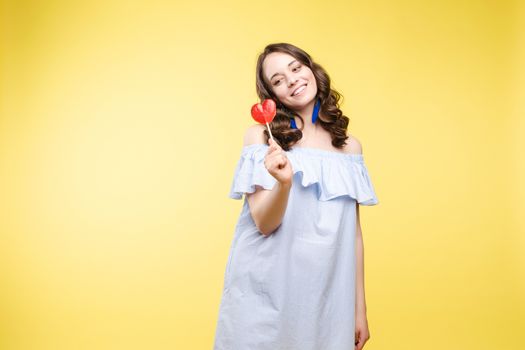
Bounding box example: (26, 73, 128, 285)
(274, 80, 281, 85)
(293, 66, 301, 71)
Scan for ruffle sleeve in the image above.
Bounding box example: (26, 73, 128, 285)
(228, 144, 277, 200)
(228, 143, 379, 205)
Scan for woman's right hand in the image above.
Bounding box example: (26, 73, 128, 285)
(264, 138, 293, 186)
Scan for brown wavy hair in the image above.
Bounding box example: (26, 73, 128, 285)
(255, 42, 350, 151)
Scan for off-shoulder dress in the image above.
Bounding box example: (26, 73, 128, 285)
(213, 143, 379, 350)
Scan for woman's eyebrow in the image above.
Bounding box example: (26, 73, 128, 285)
(269, 60, 298, 81)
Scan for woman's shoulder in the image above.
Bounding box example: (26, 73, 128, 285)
(243, 124, 267, 146)
(343, 134, 363, 155)
(240, 126, 364, 154)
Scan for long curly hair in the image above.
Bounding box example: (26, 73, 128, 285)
(255, 43, 350, 151)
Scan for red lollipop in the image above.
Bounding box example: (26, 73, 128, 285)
(251, 99, 276, 142)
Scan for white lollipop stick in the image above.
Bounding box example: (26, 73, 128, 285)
(265, 121, 275, 142)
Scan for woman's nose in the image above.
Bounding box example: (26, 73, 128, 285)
(287, 77, 298, 87)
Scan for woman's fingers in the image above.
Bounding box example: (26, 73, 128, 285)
(267, 152, 285, 165)
(267, 149, 282, 161)
(266, 154, 287, 170)
(267, 139, 285, 155)
(265, 139, 288, 172)
(268, 142, 279, 155)
(278, 156, 287, 169)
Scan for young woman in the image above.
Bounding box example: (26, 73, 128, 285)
(214, 42, 379, 350)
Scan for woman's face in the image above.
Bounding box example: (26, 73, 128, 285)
(262, 52, 317, 112)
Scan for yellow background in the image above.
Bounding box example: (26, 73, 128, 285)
(1, 0, 523, 349)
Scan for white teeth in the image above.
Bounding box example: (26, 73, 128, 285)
(293, 85, 306, 96)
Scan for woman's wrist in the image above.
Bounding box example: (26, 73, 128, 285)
(277, 179, 292, 189)
(356, 304, 367, 316)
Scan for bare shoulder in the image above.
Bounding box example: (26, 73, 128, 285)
(243, 124, 267, 146)
(343, 134, 363, 155)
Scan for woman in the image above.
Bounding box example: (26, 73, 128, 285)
(214, 42, 379, 350)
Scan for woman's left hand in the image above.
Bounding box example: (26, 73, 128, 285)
(354, 312, 370, 350)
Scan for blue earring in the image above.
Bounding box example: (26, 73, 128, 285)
(290, 98, 321, 129)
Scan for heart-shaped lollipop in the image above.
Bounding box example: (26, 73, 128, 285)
(251, 99, 276, 141)
(251, 99, 276, 124)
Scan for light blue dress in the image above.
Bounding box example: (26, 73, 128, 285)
(214, 143, 379, 350)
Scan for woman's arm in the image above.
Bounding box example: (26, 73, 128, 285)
(243, 125, 292, 237)
(355, 203, 367, 315)
(345, 133, 367, 311)
(355, 202, 371, 349)
(247, 182, 291, 236)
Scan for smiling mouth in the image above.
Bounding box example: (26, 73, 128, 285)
(291, 84, 307, 96)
